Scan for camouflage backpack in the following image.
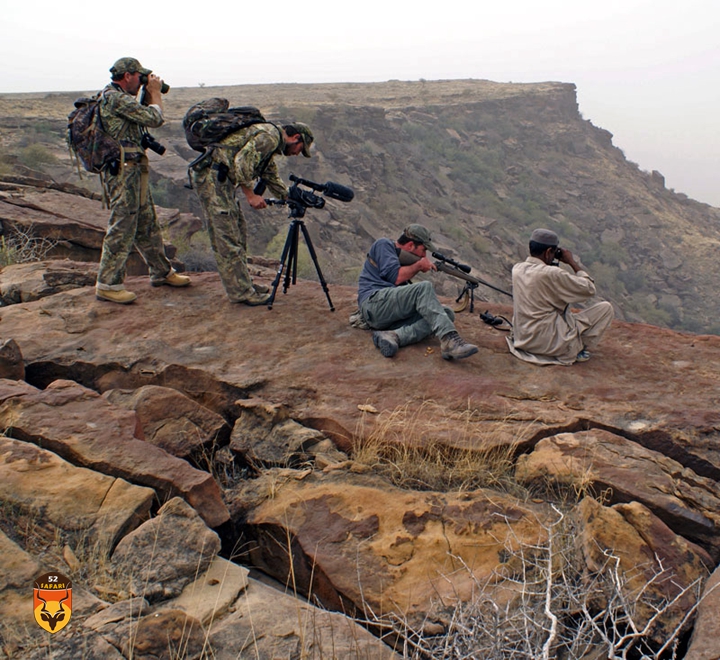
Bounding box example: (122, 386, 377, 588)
(66, 92, 122, 174)
(183, 98, 266, 152)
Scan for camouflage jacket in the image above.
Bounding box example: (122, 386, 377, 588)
(98, 83, 164, 152)
(211, 123, 289, 199)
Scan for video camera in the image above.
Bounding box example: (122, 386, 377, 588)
(264, 174, 354, 218)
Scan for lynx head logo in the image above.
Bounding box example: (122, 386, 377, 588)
(33, 572, 72, 633)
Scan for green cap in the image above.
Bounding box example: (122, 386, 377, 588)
(404, 224, 436, 251)
(288, 122, 314, 157)
(110, 57, 151, 77)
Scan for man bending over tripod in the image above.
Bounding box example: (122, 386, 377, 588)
(358, 225, 478, 361)
(190, 119, 314, 305)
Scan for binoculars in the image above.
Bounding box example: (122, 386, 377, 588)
(139, 74, 170, 94)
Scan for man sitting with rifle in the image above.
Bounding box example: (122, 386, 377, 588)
(358, 225, 478, 361)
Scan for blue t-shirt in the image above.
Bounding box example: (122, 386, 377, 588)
(357, 238, 400, 306)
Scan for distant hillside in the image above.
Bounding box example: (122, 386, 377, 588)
(1, 79, 719, 333)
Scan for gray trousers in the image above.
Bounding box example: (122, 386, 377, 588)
(360, 281, 456, 347)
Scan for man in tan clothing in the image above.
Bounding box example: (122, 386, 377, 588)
(507, 228, 613, 365)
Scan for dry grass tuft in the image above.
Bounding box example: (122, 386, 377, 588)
(352, 400, 529, 495)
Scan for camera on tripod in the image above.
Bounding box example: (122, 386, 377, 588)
(288, 185, 325, 212)
(262, 174, 354, 218)
(264, 174, 355, 311)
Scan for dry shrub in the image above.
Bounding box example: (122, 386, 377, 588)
(0, 226, 56, 267)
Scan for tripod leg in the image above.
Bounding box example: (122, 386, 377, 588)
(298, 222, 335, 312)
(268, 221, 298, 309)
(287, 219, 300, 290)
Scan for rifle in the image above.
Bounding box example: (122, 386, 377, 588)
(399, 249, 512, 313)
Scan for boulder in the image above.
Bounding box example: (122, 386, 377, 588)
(26, 630, 125, 660)
(0, 528, 39, 591)
(0, 528, 40, 642)
(230, 468, 551, 625)
(0, 338, 24, 380)
(0, 188, 181, 274)
(575, 498, 710, 646)
(516, 429, 720, 552)
(111, 497, 221, 603)
(229, 398, 329, 466)
(0, 378, 229, 528)
(104, 385, 230, 461)
(207, 575, 403, 659)
(685, 564, 720, 659)
(0, 435, 154, 548)
(0, 260, 97, 305)
(158, 556, 248, 626)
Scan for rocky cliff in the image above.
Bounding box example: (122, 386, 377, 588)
(1, 79, 720, 657)
(2, 79, 719, 334)
(0, 249, 719, 656)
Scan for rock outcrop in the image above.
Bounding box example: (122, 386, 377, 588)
(0, 255, 718, 656)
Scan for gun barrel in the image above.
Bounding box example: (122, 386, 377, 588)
(435, 262, 513, 298)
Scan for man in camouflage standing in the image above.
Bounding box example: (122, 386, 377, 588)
(95, 57, 190, 304)
(189, 118, 313, 304)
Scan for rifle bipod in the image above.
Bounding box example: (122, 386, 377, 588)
(266, 218, 335, 311)
(453, 281, 480, 313)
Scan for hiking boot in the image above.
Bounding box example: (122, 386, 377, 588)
(151, 271, 191, 287)
(440, 331, 478, 360)
(373, 331, 399, 358)
(235, 288, 270, 306)
(96, 288, 137, 304)
(576, 349, 591, 362)
(252, 282, 270, 294)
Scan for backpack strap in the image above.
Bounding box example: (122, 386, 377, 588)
(256, 122, 284, 179)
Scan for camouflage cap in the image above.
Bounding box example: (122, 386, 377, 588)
(110, 57, 151, 77)
(288, 122, 314, 157)
(530, 228, 559, 246)
(404, 224, 436, 251)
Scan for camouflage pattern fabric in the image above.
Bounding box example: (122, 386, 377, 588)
(189, 122, 291, 301)
(210, 123, 289, 197)
(190, 165, 254, 301)
(99, 84, 163, 150)
(97, 157, 172, 288)
(95, 84, 171, 289)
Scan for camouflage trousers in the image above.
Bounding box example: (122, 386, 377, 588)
(190, 165, 254, 301)
(96, 157, 172, 289)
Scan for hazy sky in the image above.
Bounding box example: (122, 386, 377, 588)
(2, 0, 719, 206)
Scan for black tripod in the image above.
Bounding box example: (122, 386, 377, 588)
(267, 213, 334, 311)
(264, 174, 355, 311)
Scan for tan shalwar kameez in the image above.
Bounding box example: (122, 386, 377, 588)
(506, 256, 614, 365)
